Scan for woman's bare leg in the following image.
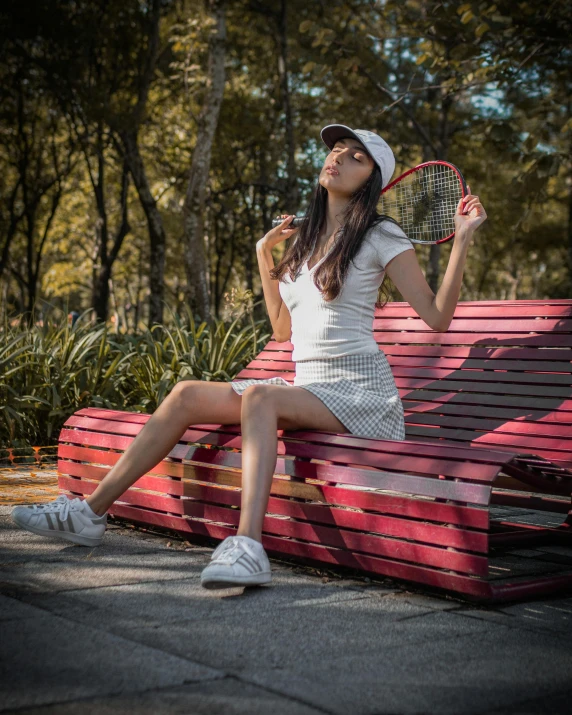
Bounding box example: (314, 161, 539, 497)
(235, 384, 348, 543)
(86, 380, 347, 547)
(234, 387, 281, 543)
(86, 381, 243, 515)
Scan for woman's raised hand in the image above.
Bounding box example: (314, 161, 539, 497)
(258, 214, 300, 251)
(454, 184, 487, 237)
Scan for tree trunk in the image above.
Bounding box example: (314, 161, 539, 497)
(0, 180, 23, 282)
(92, 265, 111, 323)
(568, 137, 572, 293)
(25, 269, 36, 315)
(183, 0, 227, 323)
(91, 155, 131, 322)
(277, 0, 298, 213)
(113, 0, 166, 325)
(120, 130, 166, 325)
(426, 86, 453, 294)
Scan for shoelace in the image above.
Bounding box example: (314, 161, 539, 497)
(31, 495, 83, 522)
(211, 536, 242, 560)
(213, 537, 261, 566)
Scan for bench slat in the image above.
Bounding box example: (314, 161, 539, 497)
(373, 317, 572, 332)
(257, 346, 572, 362)
(249, 356, 572, 373)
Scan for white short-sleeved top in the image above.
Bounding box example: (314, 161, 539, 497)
(278, 220, 415, 362)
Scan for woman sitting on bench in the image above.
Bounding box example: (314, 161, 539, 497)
(11, 123, 486, 590)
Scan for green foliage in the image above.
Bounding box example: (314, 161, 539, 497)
(0, 1, 570, 331)
(0, 305, 272, 449)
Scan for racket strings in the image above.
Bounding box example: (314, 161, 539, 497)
(379, 164, 463, 243)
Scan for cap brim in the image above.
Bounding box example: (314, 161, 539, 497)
(320, 124, 369, 156)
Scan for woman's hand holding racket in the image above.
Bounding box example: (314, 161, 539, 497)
(377, 161, 486, 244)
(258, 214, 300, 251)
(454, 184, 487, 238)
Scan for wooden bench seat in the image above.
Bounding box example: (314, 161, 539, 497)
(57, 299, 572, 603)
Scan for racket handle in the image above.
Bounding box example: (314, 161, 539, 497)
(271, 216, 306, 228)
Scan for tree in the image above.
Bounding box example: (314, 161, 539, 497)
(183, 0, 228, 323)
(0, 51, 76, 314)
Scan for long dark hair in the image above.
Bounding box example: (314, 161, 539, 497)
(270, 163, 404, 309)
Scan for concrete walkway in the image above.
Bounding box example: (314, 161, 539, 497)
(1, 502, 572, 714)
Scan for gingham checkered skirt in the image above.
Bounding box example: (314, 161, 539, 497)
(230, 350, 406, 441)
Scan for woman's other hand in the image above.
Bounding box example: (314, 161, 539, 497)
(454, 185, 487, 237)
(257, 215, 300, 251)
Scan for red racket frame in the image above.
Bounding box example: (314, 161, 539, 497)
(380, 160, 468, 245)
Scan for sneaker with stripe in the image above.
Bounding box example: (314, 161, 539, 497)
(201, 535, 272, 589)
(11, 495, 107, 547)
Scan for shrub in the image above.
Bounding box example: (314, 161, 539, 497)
(0, 302, 272, 448)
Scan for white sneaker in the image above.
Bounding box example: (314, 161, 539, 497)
(11, 495, 107, 547)
(201, 535, 272, 589)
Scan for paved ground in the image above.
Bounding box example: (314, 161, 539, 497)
(1, 474, 572, 714)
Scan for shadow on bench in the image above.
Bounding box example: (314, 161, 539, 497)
(58, 299, 572, 604)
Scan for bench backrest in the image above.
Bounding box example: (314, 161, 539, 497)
(235, 299, 572, 469)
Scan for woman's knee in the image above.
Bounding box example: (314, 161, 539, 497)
(167, 379, 198, 408)
(242, 383, 268, 400)
(241, 384, 277, 412)
(166, 380, 243, 425)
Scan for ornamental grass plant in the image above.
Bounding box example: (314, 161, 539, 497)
(1, 297, 271, 449)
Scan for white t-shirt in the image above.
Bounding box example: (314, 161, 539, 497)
(278, 219, 415, 362)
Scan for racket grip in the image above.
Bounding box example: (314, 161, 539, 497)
(271, 216, 306, 228)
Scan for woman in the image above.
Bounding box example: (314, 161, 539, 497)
(11, 123, 487, 590)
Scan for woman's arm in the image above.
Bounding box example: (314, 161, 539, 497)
(385, 188, 487, 332)
(385, 233, 471, 331)
(430, 234, 472, 331)
(432, 187, 487, 330)
(256, 239, 292, 342)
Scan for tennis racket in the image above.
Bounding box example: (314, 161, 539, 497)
(271, 160, 468, 245)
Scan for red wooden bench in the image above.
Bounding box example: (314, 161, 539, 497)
(57, 298, 572, 603)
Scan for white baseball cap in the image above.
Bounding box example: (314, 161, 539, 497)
(320, 124, 396, 189)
